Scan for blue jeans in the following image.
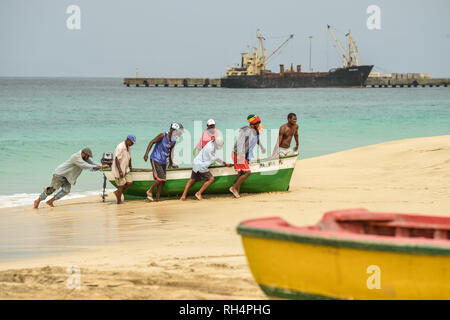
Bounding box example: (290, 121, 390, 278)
(39, 174, 71, 200)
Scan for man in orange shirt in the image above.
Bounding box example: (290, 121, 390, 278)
(193, 119, 218, 157)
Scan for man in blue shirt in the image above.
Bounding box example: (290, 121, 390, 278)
(143, 123, 184, 201)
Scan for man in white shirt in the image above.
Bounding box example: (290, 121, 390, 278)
(33, 148, 108, 208)
(180, 137, 231, 201)
(112, 134, 135, 204)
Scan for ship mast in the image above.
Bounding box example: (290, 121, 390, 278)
(348, 31, 363, 66)
(256, 29, 267, 73)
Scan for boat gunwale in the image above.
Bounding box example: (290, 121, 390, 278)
(102, 154, 298, 173)
(237, 218, 450, 256)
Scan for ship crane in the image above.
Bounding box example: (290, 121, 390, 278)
(327, 25, 348, 68)
(265, 34, 294, 62)
(347, 32, 364, 66)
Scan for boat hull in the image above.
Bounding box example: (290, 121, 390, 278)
(104, 155, 297, 199)
(238, 213, 450, 300)
(221, 65, 374, 88)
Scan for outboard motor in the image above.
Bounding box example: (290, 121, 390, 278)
(100, 152, 113, 202)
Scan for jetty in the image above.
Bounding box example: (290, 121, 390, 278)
(123, 77, 221, 88)
(123, 74, 450, 88)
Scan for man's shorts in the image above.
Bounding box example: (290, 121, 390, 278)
(151, 159, 167, 181)
(191, 170, 213, 182)
(115, 172, 133, 186)
(232, 152, 250, 173)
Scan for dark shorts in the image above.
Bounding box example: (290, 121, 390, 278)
(191, 170, 213, 182)
(151, 159, 167, 181)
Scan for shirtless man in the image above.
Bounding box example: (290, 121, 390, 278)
(272, 113, 299, 157)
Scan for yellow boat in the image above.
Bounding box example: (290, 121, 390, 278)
(237, 209, 450, 300)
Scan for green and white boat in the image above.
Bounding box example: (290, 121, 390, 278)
(103, 154, 298, 199)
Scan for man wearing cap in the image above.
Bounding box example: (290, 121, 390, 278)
(112, 134, 135, 204)
(143, 123, 184, 201)
(193, 119, 218, 157)
(180, 137, 232, 201)
(33, 148, 109, 208)
(272, 113, 299, 157)
(229, 115, 265, 198)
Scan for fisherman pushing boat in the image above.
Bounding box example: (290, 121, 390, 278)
(33, 148, 109, 208)
(229, 114, 265, 198)
(193, 119, 218, 157)
(112, 134, 136, 204)
(180, 137, 232, 201)
(143, 123, 184, 202)
(272, 113, 299, 157)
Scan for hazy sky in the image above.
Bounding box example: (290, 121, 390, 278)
(1, 0, 449, 77)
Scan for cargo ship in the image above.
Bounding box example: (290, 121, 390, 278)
(221, 27, 374, 88)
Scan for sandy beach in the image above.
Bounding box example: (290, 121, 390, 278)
(0, 135, 449, 299)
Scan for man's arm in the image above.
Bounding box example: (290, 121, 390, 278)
(293, 125, 299, 152)
(144, 133, 164, 161)
(115, 157, 123, 178)
(257, 136, 266, 154)
(236, 130, 247, 164)
(74, 155, 106, 171)
(86, 157, 102, 167)
(272, 126, 285, 156)
(168, 142, 177, 168)
(129, 158, 132, 170)
(215, 158, 232, 167)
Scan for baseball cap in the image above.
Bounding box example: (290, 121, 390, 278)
(171, 123, 180, 130)
(127, 134, 136, 144)
(82, 147, 93, 158)
(207, 119, 215, 126)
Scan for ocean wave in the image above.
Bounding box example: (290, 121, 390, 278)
(0, 189, 115, 209)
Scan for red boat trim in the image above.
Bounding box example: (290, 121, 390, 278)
(237, 224, 450, 256)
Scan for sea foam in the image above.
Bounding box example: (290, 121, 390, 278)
(0, 189, 115, 209)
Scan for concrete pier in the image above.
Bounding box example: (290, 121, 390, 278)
(366, 77, 450, 88)
(124, 77, 450, 88)
(123, 78, 221, 88)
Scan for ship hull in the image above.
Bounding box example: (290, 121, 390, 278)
(221, 65, 374, 88)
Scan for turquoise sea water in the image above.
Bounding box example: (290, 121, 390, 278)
(0, 78, 449, 206)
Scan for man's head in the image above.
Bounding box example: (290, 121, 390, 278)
(207, 119, 216, 129)
(169, 123, 184, 141)
(287, 113, 297, 125)
(213, 137, 224, 150)
(247, 114, 263, 133)
(126, 134, 136, 147)
(81, 147, 93, 161)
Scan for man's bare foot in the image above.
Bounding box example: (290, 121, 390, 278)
(46, 199, 55, 207)
(146, 190, 154, 202)
(229, 187, 240, 198)
(33, 199, 40, 209)
(180, 197, 186, 201)
(195, 192, 203, 201)
(114, 190, 122, 204)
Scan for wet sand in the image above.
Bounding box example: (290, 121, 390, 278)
(1, 136, 449, 299)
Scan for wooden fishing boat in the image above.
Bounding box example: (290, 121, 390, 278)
(237, 209, 450, 300)
(103, 154, 297, 199)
